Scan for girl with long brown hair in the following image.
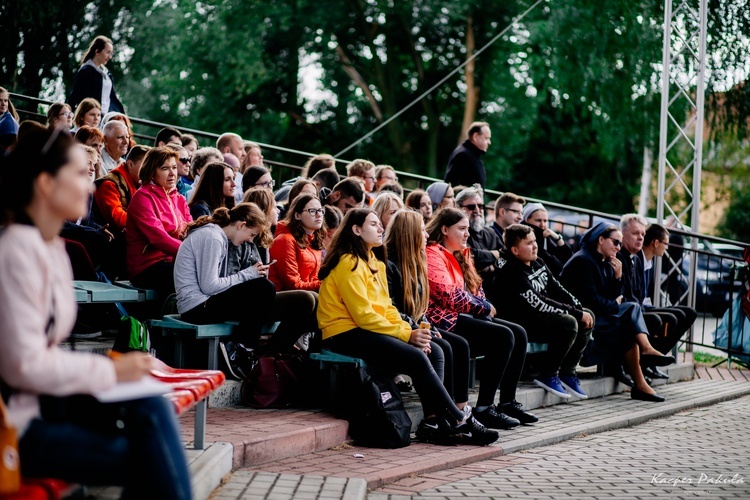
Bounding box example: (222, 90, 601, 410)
(67, 35, 125, 114)
(425, 207, 537, 429)
(269, 193, 325, 291)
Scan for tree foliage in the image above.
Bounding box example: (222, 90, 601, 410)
(2, 0, 749, 218)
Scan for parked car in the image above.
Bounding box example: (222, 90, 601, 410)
(687, 243, 746, 316)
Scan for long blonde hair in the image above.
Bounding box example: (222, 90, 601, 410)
(385, 210, 429, 321)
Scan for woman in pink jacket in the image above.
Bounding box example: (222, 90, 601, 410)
(126, 146, 192, 296)
(0, 128, 190, 498)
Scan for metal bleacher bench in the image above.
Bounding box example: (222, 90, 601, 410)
(72, 280, 158, 303)
(148, 314, 237, 370)
(311, 342, 549, 392)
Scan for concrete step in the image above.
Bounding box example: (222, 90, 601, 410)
(224, 377, 750, 496)
(181, 358, 695, 471)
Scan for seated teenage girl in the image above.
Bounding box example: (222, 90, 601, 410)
(269, 194, 325, 292)
(384, 209, 476, 429)
(425, 207, 537, 429)
(317, 208, 498, 446)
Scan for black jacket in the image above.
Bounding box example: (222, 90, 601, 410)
(494, 250, 584, 325)
(67, 64, 124, 113)
(386, 259, 425, 330)
(618, 248, 647, 304)
(444, 140, 486, 189)
(560, 222, 623, 317)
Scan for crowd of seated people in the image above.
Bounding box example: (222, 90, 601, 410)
(0, 71, 706, 476)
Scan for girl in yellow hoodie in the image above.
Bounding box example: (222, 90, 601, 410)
(316, 208, 497, 446)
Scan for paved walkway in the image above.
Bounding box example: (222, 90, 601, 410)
(209, 377, 750, 499)
(371, 395, 750, 499)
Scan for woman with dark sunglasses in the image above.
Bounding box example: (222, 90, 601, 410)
(561, 222, 673, 402)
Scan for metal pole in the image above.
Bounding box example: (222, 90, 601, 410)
(654, 0, 673, 308)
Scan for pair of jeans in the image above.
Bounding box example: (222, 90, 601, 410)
(182, 278, 276, 347)
(524, 309, 594, 377)
(323, 328, 464, 422)
(19, 396, 191, 499)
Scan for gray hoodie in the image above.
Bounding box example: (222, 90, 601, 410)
(174, 224, 260, 313)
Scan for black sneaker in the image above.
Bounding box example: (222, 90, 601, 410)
(415, 416, 457, 445)
(455, 406, 499, 446)
(500, 400, 539, 424)
(70, 320, 102, 339)
(219, 341, 249, 380)
(473, 405, 520, 429)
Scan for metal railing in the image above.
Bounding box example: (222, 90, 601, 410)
(9, 92, 750, 364)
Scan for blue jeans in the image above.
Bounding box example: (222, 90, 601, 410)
(19, 396, 191, 500)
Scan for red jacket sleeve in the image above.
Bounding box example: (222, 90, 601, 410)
(94, 180, 128, 230)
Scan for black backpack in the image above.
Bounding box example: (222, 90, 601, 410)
(338, 366, 412, 449)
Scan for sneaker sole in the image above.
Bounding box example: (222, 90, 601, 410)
(560, 380, 588, 399)
(533, 379, 572, 399)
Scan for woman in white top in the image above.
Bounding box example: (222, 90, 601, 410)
(0, 127, 190, 498)
(67, 35, 125, 114)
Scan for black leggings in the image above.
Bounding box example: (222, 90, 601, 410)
(131, 260, 176, 299)
(265, 290, 319, 353)
(454, 314, 527, 407)
(434, 329, 470, 404)
(182, 278, 276, 344)
(323, 328, 464, 422)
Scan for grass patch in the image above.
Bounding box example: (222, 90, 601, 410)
(693, 351, 728, 366)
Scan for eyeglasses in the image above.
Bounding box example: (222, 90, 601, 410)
(659, 240, 669, 246)
(363, 176, 376, 181)
(59, 112, 73, 118)
(505, 208, 522, 215)
(304, 208, 325, 216)
(609, 238, 622, 247)
(179, 157, 191, 164)
(461, 203, 485, 212)
(255, 179, 275, 188)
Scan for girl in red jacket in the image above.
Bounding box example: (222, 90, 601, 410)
(269, 194, 325, 291)
(425, 207, 536, 429)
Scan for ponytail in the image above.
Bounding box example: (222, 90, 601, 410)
(186, 203, 267, 236)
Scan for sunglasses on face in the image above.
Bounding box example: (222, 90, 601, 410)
(461, 203, 485, 211)
(609, 238, 622, 247)
(179, 157, 191, 164)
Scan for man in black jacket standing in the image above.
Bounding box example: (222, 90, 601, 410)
(445, 122, 491, 189)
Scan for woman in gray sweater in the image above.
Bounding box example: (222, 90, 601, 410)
(174, 202, 316, 378)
